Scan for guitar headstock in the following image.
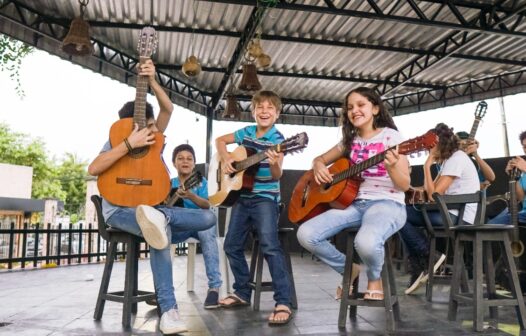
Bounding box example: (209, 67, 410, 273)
(474, 101, 487, 120)
(278, 132, 309, 155)
(183, 171, 203, 190)
(137, 26, 157, 58)
(398, 130, 438, 155)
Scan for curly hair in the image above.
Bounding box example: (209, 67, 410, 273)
(340, 87, 397, 151)
(519, 130, 526, 143)
(433, 122, 458, 162)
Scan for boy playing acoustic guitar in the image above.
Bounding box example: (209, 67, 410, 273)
(215, 90, 294, 325)
(88, 60, 216, 334)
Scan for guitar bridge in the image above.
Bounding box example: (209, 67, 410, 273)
(116, 177, 152, 186)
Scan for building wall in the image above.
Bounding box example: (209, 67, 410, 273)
(85, 178, 98, 227)
(0, 163, 32, 198)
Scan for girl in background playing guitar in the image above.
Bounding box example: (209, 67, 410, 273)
(400, 123, 480, 295)
(215, 91, 294, 325)
(297, 87, 410, 301)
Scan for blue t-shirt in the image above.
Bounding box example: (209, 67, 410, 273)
(233, 125, 284, 202)
(519, 173, 526, 214)
(170, 176, 208, 209)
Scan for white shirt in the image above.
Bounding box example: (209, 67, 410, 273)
(440, 150, 480, 224)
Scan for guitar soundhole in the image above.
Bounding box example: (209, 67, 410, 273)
(128, 146, 149, 159)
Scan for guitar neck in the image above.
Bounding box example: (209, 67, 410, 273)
(233, 145, 278, 172)
(331, 147, 389, 184)
(468, 117, 481, 140)
(510, 172, 519, 234)
(134, 57, 150, 129)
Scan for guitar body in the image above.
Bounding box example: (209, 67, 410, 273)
(208, 146, 257, 207)
(97, 118, 171, 207)
(288, 158, 361, 224)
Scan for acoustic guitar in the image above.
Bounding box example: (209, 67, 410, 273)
(165, 171, 203, 208)
(288, 130, 438, 224)
(208, 132, 309, 207)
(97, 27, 171, 207)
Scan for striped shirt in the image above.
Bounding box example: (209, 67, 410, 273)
(234, 125, 284, 202)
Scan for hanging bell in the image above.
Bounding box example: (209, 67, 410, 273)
(222, 94, 240, 119)
(62, 17, 93, 56)
(238, 63, 262, 92)
(247, 39, 263, 59)
(182, 55, 202, 77)
(256, 53, 271, 68)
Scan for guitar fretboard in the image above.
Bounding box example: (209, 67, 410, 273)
(233, 144, 280, 172)
(330, 146, 393, 185)
(133, 57, 150, 129)
(468, 118, 481, 140)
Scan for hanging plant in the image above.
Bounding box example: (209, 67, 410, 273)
(0, 34, 34, 98)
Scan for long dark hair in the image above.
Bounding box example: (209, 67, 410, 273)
(340, 87, 397, 150)
(433, 122, 458, 162)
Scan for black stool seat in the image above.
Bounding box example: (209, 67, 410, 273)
(91, 195, 157, 328)
(338, 227, 400, 331)
(452, 224, 514, 231)
(248, 226, 298, 311)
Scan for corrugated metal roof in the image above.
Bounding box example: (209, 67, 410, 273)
(1, 0, 526, 124)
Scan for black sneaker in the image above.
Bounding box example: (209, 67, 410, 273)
(204, 289, 219, 309)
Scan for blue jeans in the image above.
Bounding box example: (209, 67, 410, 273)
(224, 197, 292, 308)
(172, 224, 222, 290)
(106, 206, 216, 314)
(297, 199, 406, 280)
(399, 205, 457, 257)
(489, 208, 526, 225)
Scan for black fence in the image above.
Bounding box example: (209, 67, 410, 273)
(0, 223, 192, 270)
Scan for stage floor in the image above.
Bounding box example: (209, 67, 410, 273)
(0, 252, 521, 335)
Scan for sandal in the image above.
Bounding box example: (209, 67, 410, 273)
(219, 294, 250, 308)
(363, 289, 384, 301)
(268, 306, 293, 326)
(335, 263, 361, 300)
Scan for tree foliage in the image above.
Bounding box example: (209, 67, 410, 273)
(0, 123, 88, 219)
(0, 34, 33, 98)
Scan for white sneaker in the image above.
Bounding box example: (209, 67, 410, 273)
(420, 253, 446, 283)
(135, 205, 169, 249)
(160, 308, 188, 334)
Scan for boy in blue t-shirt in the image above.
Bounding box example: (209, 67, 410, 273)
(215, 90, 293, 325)
(490, 130, 526, 225)
(169, 144, 222, 309)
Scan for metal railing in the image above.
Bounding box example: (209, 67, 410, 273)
(0, 223, 151, 270)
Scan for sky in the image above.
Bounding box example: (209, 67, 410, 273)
(1, 49, 525, 178)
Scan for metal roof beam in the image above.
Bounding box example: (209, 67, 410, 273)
(54, 19, 525, 67)
(378, 2, 526, 97)
(384, 68, 526, 116)
(157, 63, 443, 89)
(201, 0, 526, 39)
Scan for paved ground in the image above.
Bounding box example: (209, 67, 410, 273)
(0, 253, 524, 335)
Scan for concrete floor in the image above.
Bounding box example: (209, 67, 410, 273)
(0, 253, 524, 335)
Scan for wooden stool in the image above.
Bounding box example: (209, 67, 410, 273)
(338, 227, 400, 331)
(91, 195, 157, 328)
(448, 224, 526, 331)
(421, 203, 469, 302)
(432, 191, 526, 332)
(248, 227, 298, 311)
